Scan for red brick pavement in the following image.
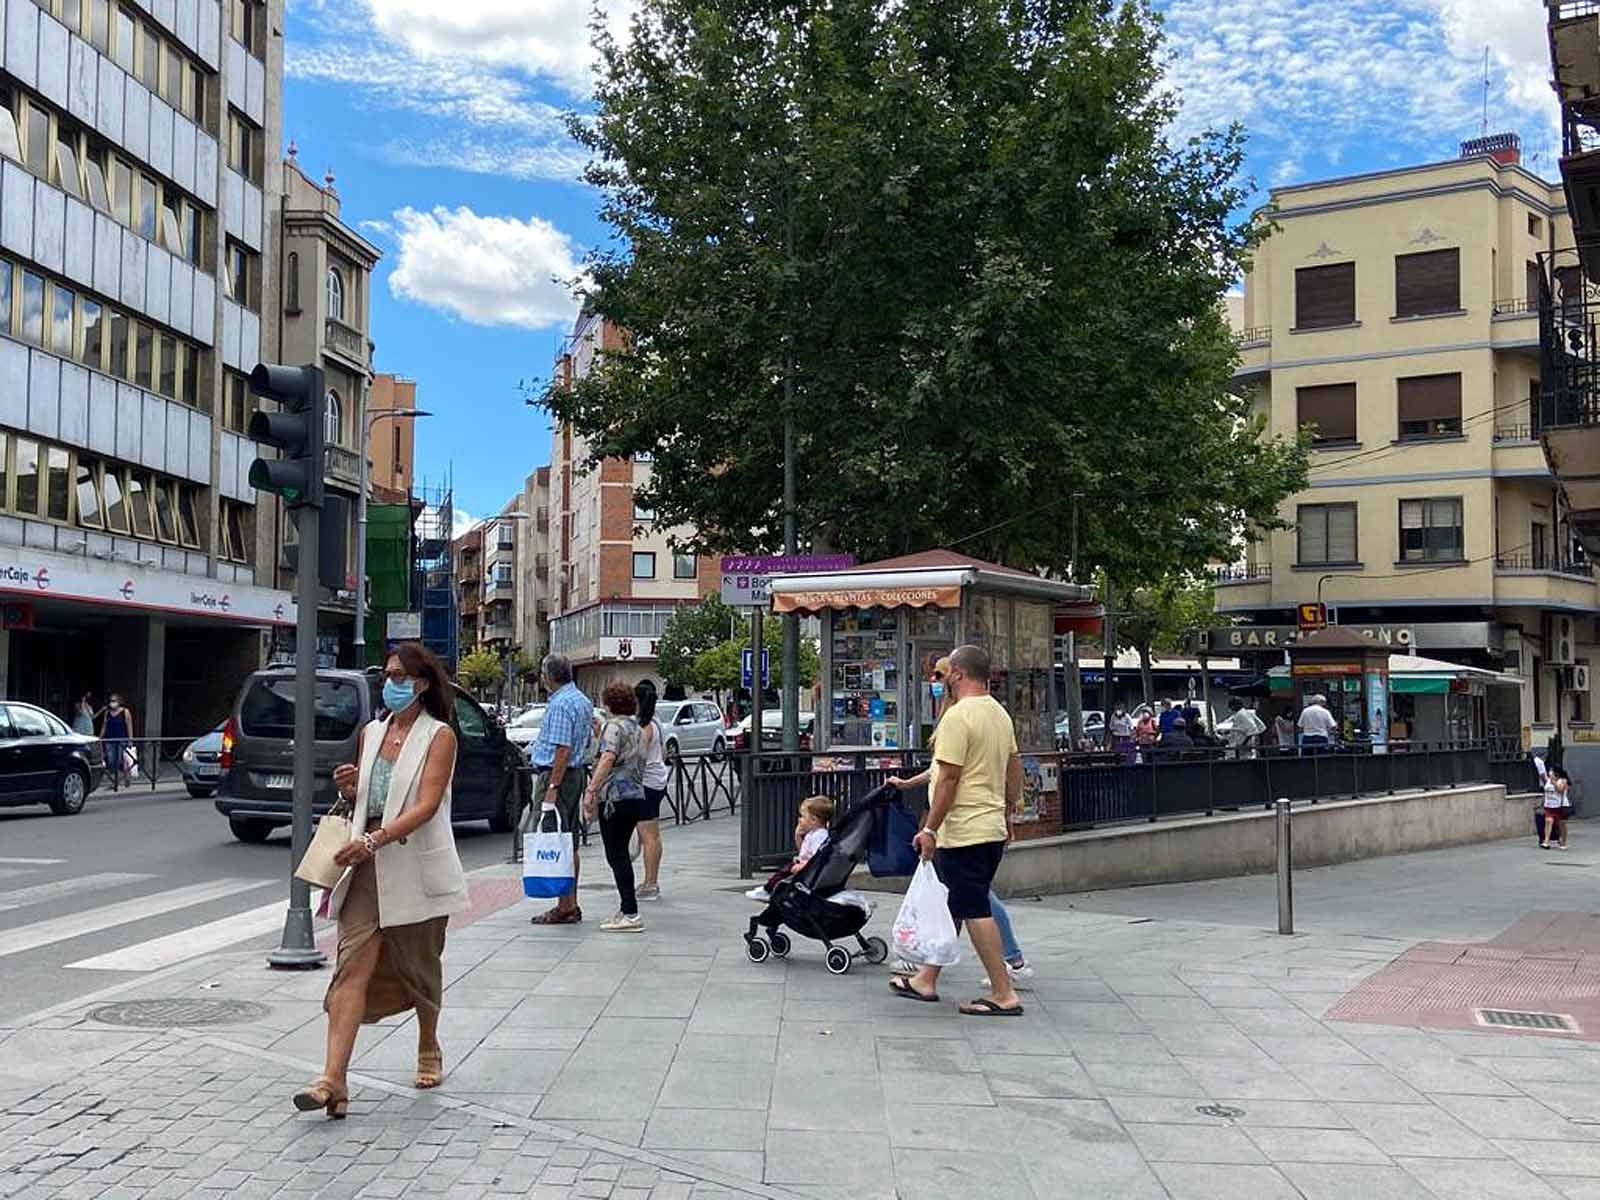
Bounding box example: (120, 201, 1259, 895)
(1326, 911, 1600, 1040)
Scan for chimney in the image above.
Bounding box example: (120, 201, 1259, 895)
(1460, 131, 1521, 166)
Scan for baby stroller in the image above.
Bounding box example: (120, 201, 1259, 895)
(744, 784, 897, 975)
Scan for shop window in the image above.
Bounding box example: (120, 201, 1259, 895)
(152, 479, 176, 542)
(1296, 382, 1357, 445)
(126, 470, 153, 537)
(103, 466, 127, 533)
(1397, 373, 1462, 439)
(19, 270, 43, 346)
(1294, 262, 1356, 330)
(673, 553, 697, 579)
(1399, 497, 1464, 562)
(1297, 502, 1358, 565)
(45, 446, 69, 521)
(75, 458, 104, 529)
(1394, 248, 1460, 318)
(632, 551, 656, 579)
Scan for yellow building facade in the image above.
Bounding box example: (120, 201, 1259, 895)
(1228, 139, 1591, 746)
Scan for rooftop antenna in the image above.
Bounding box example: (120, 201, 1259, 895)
(1481, 44, 1491, 137)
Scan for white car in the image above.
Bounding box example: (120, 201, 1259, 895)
(656, 699, 728, 760)
(1055, 710, 1105, 745)
(504, 704, 547, 751)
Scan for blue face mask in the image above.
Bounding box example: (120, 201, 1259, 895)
(383, 679, 418, 712)
(930, 682, 945, 700)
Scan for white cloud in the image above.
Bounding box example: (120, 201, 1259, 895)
(451, 507, 477, 539)
(365, 0, 636, 96)
(1157, 0, 1557, 170)
(388, 206, 583, 329)
(382, 136, 589, 183)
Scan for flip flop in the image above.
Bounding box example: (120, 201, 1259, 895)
(889, 976, 939, 1003)
(960, 998, 1024, 1017)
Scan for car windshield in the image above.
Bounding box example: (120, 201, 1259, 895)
(511, 706, 547, 728)
(240, 677, 362, 741)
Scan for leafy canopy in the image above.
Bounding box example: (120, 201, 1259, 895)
(456, 648, 503, 696)
(547, 0, 1307, 586)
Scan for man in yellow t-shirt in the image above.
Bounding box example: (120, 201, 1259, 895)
(891, 644, 1023, 1016)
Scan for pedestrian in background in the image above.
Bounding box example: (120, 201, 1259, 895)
(1542, 766, 1573, 851)
(1218, 697, 1265, 758)
(634, 679, 668, 902)
(1134, 708, 1159, 760)
(1159, 717, 1195, 751)
(99, 693, 134, 789)
(1274, 707, 1296, 749)
(528, 654, 593, 926)
(296, 642, 467, 1118)
(889, 644, 1026, 1015)
(1157, 699, 1179, 737)
(1297, 694, 1338, 750)
(1108, 704, 1134, 763)
(71, 693, 97, 736)
(584, 684, 649, 932)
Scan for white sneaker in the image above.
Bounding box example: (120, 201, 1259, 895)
(600, 912, 644, 933)
(981, 959, 1036, 988)
(745, 887, 771, 902)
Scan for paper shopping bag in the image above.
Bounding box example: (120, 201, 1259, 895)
(295, 813, 351, 890)
(523, 806, 576, 898)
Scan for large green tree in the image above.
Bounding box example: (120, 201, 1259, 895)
(657, 596, 741, 688)
(1112, 573, 1216, 705)
(546, 0, 1307, 586)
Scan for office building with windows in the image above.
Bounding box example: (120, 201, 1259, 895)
(262, 152, 379, 667)
(546, 307, 718, 694)
(0, 0, 287, 733)
(1226, 135, 1593, 746)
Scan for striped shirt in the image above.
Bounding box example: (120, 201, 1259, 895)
(529, 682, 593, 769)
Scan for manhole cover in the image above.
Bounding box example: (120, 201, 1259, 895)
(1475, 1008, 1577, 1032)
(1195, 1104, 1246, 1119)
(89, 998, 271, 1027)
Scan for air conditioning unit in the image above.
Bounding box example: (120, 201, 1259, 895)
(1574, 664, 1592, 693)
(1549, 614, 1578, 666)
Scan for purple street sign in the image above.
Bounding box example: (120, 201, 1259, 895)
(720, 554, 856, 574)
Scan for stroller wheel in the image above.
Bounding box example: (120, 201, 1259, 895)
(746, 936, 771, 964)
(825, 946, 852, 975)
(862, 936, 889, 965)
(769, 931, 791, 958)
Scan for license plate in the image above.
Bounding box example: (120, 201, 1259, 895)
(196, 766, 221, 778)
(263, 774, 292, 790)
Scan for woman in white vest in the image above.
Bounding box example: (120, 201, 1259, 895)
(293, 641, 469, 1119)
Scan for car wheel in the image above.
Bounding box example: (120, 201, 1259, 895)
(711, 735, 726, 761)
(49, 767, 89, 816)
(186, 784, 217, 799)
(664, 738, 681, 764)
(229, 817, 275, 844)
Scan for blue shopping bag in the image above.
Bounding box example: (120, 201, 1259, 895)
(523, 805, 576, 898)
(868, 797, 920, 878)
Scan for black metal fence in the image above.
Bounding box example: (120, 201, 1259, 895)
(739, 740, 1541, 876)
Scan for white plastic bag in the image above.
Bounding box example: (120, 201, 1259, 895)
(891, 860, 961, 967)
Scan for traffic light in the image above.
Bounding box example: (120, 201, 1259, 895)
(282, 492, 350, 592)
(247, 363, 326, 509)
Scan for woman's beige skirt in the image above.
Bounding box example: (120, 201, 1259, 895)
(325, 859, 447, 1023)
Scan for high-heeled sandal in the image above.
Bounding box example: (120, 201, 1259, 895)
(292, 1077, 349, 1119)
(415, 1049, 443, 1090)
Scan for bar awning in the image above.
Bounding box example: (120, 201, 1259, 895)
(767, 548, 1095, 615)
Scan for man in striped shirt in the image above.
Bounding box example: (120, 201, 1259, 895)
(529, 654, 594, 925)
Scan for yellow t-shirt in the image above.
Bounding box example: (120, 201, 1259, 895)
(928, 694, 1016, 848)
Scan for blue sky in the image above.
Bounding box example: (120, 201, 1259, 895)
(282, 0, 1555, 531)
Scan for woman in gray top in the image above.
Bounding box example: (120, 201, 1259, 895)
(584, 682, 649, 932)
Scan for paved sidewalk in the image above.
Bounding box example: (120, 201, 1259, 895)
(11, 817, 1600, 1198)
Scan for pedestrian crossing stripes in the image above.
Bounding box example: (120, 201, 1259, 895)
(0, 878, 274, 960)
(67, 898, 296, 973)
(0, 873, 156, 912)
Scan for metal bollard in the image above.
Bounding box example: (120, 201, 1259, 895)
(1276, 797, 1294, 935)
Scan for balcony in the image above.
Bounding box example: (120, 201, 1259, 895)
(1236, 325, 1270, 348)
(485, 579, 516, 600)
(1212, 562, 1270, 585)
(483, 623, 515, 643)
(324, 318, 369, 369)
(1537, 245, 1600, 549)
(1493, 297, 1538, 319)
(326, 444, 362, 489)
(1494, 554, 1598, 606)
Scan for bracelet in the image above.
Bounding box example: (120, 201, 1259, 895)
(361, 831, 380, 854)
(919, 827, 939, 840)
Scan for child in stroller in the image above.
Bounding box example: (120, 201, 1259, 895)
(744, 786, 896, 975)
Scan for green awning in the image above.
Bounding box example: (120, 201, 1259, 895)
(1390, 677, 1450, 695)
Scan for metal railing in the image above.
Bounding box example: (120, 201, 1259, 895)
(93, 735, 222, 794)
(1494, 553, 1594, 577)
(738, 740, 1541, 875)
(1212, 562, 1271, 584)
(1492, 297, 1538, 316)
(1493, 424, 1538, 442)
(1237, 325, 1271, 345)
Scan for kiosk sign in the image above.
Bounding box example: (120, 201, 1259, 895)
(719, 554, 856, 607)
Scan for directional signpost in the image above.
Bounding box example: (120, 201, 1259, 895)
(719, 554, 856, 608)
(741, 647, 771, 689)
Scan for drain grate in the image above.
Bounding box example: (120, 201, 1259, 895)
(1475, 1008, 1577, 1032)
(89, 998, 271, 1027)
(1195, 1104, 1246, 1119)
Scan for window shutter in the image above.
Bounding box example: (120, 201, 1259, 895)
(1295, 263, 1356, 329)
(1394, 249, 1460, 317)
(1297, 507, 1328, 563)
(1401, 500, 1423, 530)
(1327, 505, 1357, 562)
(1296, 383, 1357, 442)
(1397, 374, 1462, 425)
(1526, 260, 1542, 306)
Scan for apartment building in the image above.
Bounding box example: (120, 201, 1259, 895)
(367, 370, 414, 502)
(516, 464, 549, 667)
(262, 154, 379, 667)
(0, 0, 286, 732)
(480, 498, 519, 654)
(1226, 134, 1591, 746)
(547, 307, 718, 694)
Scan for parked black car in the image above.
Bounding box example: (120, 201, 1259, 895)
(214, 668, 527, 843)
(0, 701, 104, 815)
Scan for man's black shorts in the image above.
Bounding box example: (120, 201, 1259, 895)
(933, 840, 1006, 922)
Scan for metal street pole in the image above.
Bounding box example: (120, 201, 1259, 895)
(354, 408, 431, 666)
(780, 190, 799, 753)
(1275, 798, 1294, 934)
(269, 499, 325, 969)
(1102, 577, 1116, 733)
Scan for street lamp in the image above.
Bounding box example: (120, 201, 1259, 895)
(354, 407, 431, 663)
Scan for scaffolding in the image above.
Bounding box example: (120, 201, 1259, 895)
(415, 473, 459, 671)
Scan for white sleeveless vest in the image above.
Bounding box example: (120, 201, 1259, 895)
(326, 710, 470, 928)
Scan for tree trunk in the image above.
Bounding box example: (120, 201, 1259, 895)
(1138, 645, 1154, 707)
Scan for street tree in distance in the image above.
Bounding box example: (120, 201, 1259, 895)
(657, 596, 740, 691)
(547, 0, 1308, 592)
(456, 648, 502, 699)
(1113, 574, 1216, 706)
